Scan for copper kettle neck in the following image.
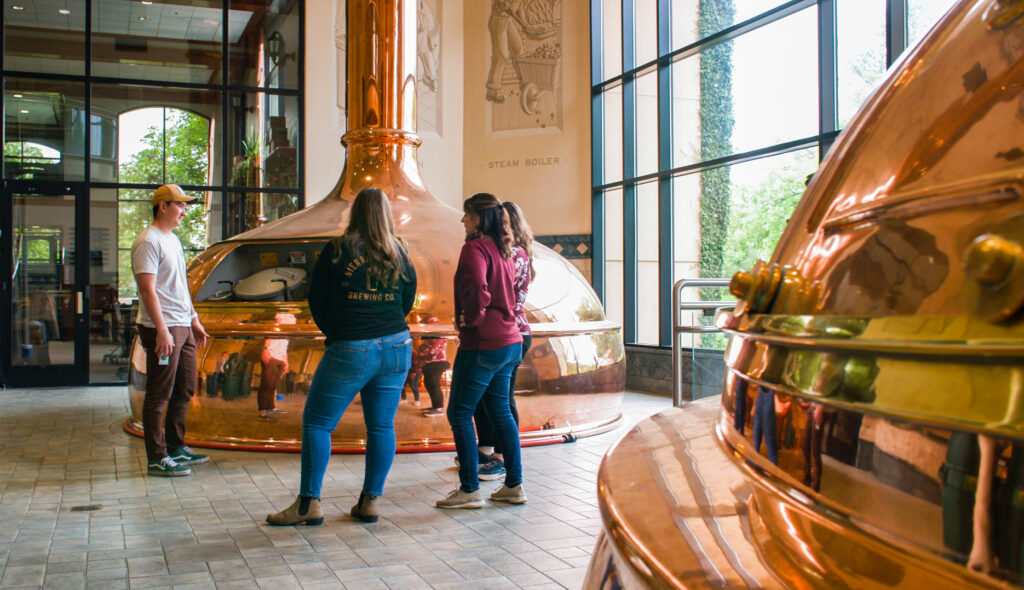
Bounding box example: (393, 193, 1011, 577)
(344, 0, 418, 140)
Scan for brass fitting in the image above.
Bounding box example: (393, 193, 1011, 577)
(963, 228, 1024, 324)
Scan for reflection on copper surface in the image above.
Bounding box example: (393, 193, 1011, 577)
(125, 0, 625, 451)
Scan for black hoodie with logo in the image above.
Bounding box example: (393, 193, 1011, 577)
(308, 238, 417, 346)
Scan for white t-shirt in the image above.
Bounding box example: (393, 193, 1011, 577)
(131, 225, 196, 328)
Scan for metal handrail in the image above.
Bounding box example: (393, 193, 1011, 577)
(672, 277, 734, 406)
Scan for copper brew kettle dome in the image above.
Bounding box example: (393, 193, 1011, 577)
(705, 0, 1024, 586)
(127, 0, 625, 453)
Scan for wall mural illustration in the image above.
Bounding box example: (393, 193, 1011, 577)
(486, 0, 563, 133)
(417, 0, 442, 135)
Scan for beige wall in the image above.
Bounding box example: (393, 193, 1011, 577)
(303, 0, 464, 209)
(461, 1, 592, 236)
(303, 0, 346, 204)
(417, 0, 465, 210)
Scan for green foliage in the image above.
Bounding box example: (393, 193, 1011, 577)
(722, 158, 811, 275)
(697, 0, 735, 307)
(4, 142, 46, 159)
(116, 109, 211, 297)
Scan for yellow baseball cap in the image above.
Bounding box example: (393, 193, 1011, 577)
(152, 184, 198, 205)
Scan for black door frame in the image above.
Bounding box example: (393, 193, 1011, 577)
(1, 180, 90, 387)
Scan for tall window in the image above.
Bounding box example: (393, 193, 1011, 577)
(591, 0, 956, 349)
(2, 1, 305, 384)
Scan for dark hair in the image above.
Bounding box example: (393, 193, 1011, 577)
(464, 193, 514, 258)
(502, 201, 535, 281)
(331, 187, 409, 287)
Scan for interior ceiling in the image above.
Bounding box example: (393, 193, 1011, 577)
(3, 0, 252, 43)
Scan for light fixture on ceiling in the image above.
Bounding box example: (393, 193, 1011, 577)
(141, 1, 153, 4)
(266, 31, 294, 67)
(20, 110, 29, 114)
(12, 5, 24, 10)
(138, 16, 148, 21)
(13, 93, 23, 98)
(58, 8, 70, 15)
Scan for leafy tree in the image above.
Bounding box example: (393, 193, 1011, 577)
(722, 157, 812, 274)
(4, 142, 46, 159)
(697, 0, 735, 303)
(116, 108, 210, 296)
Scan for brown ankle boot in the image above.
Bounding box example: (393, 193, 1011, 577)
(350, 492, 379, 523)
(266, 496, 323, 526)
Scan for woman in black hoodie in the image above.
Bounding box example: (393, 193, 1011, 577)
(267, 187, 416, 526)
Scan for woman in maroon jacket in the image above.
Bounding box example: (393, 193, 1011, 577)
(436, 193, 526, 508)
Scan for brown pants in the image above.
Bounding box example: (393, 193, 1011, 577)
(258, 357, 287, 411)
(138, 325, 197, 462)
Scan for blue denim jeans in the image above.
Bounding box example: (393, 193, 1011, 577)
(447, 343, 523, 492)
(300, 330, 411, 498)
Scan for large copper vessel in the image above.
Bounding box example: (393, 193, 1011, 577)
(586, 0, 1024, 587)
(124, 0, 624, 451)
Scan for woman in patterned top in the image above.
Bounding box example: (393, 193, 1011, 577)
(471, 201, 535, 481)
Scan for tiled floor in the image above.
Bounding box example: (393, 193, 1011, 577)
(0, 387, 671, 590)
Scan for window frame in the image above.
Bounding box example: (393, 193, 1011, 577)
(591, 0, 921, 348)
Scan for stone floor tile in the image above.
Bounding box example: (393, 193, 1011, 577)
(0, 387, 670, 589)
(41, 572, 86, 590)
(0, 564, 46, 588)
(164, 542, 242, 565)
(209, 580, 258, 590)
(254, 574, 302, 589)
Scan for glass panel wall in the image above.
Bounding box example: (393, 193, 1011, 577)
(88, 189, 125, 384)
(729, 8, 818, 155)
(229, 0, 301, 90)
(635, 68, 658, 177)
(93, 84, 221, 184)
(11, 192, 77, 368)
(2, 2, 304, 385)
(593, 0, 956, 350)
(227, 91, 299, 190)
(91, 0, 225, 84)
(4, 78, 87, 182)
(837, 0, 886, 128)
(602, 85, 624, 184)
(603, 188, 624, 326)
(635, 180, 659, 345)
(3, 1, 86, 75)
(907, 0, 957, 50)
(602, 0, 623, 79)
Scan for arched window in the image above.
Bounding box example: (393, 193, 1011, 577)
(115, 107, 212, 297)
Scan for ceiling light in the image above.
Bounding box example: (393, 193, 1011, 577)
(203, 18, 217, 25)
(137, 16, 148, 21)
(58, 8, 70, 14)
(141, 1, 153, 4)
(20, 109, 29, 114)
(12, 5, 24, 9)
(13, 93, 23, 98)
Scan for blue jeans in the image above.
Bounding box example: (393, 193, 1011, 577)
(447, 343, 523, 492)
(752, 386, 778, 465)
(300, 330, 411, 498)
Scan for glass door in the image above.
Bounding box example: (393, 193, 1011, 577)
(1, 182, 88, 387)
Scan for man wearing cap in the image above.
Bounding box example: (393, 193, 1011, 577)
(131, 184, 211, 476)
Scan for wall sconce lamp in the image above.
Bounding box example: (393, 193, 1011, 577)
(266, 31, 294, 67)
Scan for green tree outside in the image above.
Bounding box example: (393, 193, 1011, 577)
(722, 153, 815, 275)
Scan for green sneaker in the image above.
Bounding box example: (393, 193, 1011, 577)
(148, 456, 192, 477)
(168, 446, 209, 465)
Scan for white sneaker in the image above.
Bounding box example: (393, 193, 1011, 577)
(435, 488, 483, 509)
